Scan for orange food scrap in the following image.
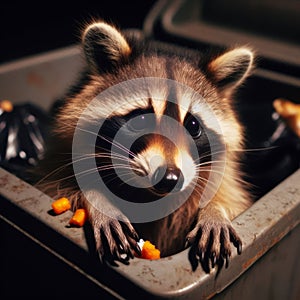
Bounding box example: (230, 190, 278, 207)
(51, 197, 71, 215)
(0, 100, 13, 112)
(140, 240, 160, 260)
(69, 208, 87, 227)
(273, 98, 300, 137)
(273, 98, 300, 117)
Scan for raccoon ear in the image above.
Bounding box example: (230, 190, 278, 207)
(82, 22, 132, 73)
(206, 47, 254, 92)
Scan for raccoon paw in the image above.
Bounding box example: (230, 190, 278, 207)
(91, 211, 141, 265)
(186, 219, 242, 272)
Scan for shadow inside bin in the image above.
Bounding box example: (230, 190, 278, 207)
(47, 209, 58, 216)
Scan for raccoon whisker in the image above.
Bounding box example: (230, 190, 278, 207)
(37, 173, 79, 187)
(196, 164, 229, 176)
(95, 144, 137, 160)
(37, 148, 144, 188)
(193, 150, 226, 162)
(38, 163, 138, 187)
(74, 126, 101, 139)
(94, 150, 125, 158)
(191, 184, 205, 199)
(196, 162, 227, 171)
(192, 178, 220, 198)
(118, 174, 144, 188)
(196, 174, 249, 199)
(197, 167, 248, 186)
(191, 180, 213, 199)
(194, 150, 212, 160)
(197, 146, 276, 162)
(98, 170, 140, 187)
(96, 133, 139, 160)
(231, 146, 278, 153)
(195, 160, 226, 167)
(36, 153, 117, 185)
(35, 155, 88, 185)
(196, 166, 223, 172)
(36, 164, 72, 186)
(129, 160, 148, 177)
(82, 162, 146, 188)
(73, 168, 143, 190)
(195, 176, 222, 191)
(98, 154, 148, 175)
(196, 168, 226, 179)
(98, 164, 140, 172)
(53, 138, 145, 176)
(75, 126, 139, 160)
(194, 161, 226, 174)
(76, 166, 143, 191)
(95, 153, 134, 163)
(94, 150, 148, 176)
(73, 152, 136, 165)
(46, 165, 109, 184)
(196, 166, 226, 173)
(69, 162, 141, 178)
(73, 151, 138, 172)
(74, 151, 146, 174)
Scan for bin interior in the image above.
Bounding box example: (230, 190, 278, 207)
(1, 3, 300, 298)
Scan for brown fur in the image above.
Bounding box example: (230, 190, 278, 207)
(35, 21, 254, 266)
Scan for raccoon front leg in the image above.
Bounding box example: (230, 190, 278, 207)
(186, 199, 242, 271)
(84, 190, 141, 265)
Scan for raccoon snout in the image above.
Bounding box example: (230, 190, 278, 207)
(152, 166, 184, 195)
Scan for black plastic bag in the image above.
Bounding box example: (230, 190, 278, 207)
(241, 103, 300, 199)
(0, 101, 49, 180)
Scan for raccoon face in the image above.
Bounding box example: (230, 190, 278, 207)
(75, 22, 254, 203)
(96, 101, 207, 197)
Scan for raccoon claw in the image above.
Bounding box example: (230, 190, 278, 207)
(92, 214, 139, 265)
(232, 235, 243, 255)
(186, 220, 242, 272)
(185, 237, 193, 248)
(121, 220, 140, 242)
(225, 253, 230, 268)
(211, 251, 217, 268)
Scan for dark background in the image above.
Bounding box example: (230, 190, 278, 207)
(0, 1, 157, 64)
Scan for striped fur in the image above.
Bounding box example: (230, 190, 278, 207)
(35, 21, 254, 263)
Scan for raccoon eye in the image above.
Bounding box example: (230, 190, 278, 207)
(184, 114, 202, 138)
(127, 113, 155, 132)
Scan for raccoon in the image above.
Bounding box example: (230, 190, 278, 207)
(36, 21, 254, 268)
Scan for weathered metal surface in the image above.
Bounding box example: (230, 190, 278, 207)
(0, 167, 299, 299)
(0, 45, 84, 111)
(157, 0, 300, 69)
(0, 169, 87, 251)
(213, 226, 300, 300)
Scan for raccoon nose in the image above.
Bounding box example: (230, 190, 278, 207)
(152, 166, 184, 194)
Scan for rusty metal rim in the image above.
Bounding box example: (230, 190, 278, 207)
(0, 167, 299, 299)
